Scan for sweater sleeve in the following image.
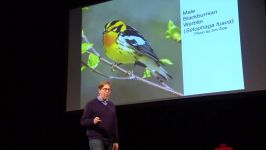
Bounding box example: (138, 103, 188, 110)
(80, 101, 94, 127)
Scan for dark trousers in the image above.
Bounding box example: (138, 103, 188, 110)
(89, 139, 112, 150)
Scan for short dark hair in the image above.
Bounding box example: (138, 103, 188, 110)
(98, 80, 111, 90)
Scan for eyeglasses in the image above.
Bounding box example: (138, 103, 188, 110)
(102, 88, 111, 92)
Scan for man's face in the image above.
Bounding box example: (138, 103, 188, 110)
(98, 84, 111, 100)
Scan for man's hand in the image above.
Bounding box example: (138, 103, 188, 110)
(93, 117, 101, 125)
(112, 143, 119, 150)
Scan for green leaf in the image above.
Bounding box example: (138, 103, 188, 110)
(87, 53, 100, 69)
(82, 42, 93, 54)
(160, 58, 174, 65)
(165, 20, 182, 42)
(143, 68, 152, 78)
(81, 65, 87, 71)
(82, 7, 90, 11)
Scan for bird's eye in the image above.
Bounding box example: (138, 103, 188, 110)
(112, 27, 118, 32)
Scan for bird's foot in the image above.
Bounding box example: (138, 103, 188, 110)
(126, 70, 133, 76)
(127, 70, 136, 79)
(110, 63, 121, 72)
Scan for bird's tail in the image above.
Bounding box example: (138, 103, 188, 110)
(138, 57, 172, 81)
(152, 65, 173, 81)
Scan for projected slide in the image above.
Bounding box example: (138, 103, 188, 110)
(180, 0, 244, 95)
(67, 0, 245, 110)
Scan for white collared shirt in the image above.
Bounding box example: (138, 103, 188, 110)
(97, 96, 108, 106)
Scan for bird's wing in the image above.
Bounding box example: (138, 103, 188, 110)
(121, 25, 160, 63)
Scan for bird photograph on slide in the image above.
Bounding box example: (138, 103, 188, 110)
(80, 0, 183, 106)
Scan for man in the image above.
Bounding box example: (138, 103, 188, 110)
(81, 81, 119, 150)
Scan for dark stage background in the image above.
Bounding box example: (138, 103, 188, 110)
(13, 0, 266, 150)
